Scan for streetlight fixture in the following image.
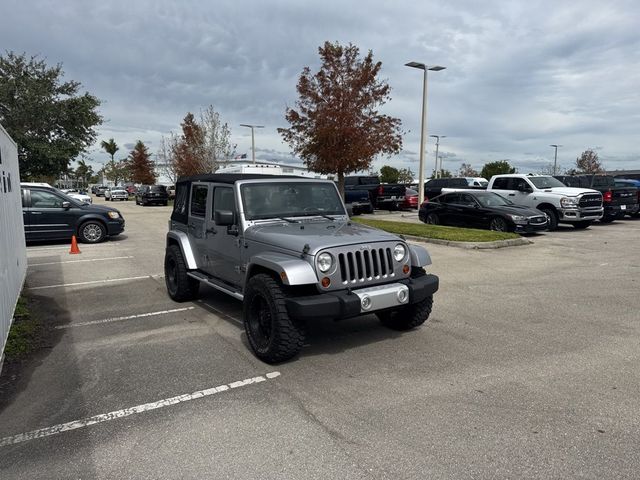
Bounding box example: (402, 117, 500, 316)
(430, 134, 446, 178)
(405, 62, 446, 205)
(550, 144, 562, 175)
(240, 124, 265, 163)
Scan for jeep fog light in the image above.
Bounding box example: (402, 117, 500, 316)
(361, 295, 372, 310)
(397, 289, 408, 303)
(393, 244, 406, 261)
(317, 252, 333, 272)
(402, 264, 410, 274)
(321, 277, 331, 288)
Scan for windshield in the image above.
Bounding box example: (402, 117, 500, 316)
(241, 182, 346, 220)
(149, 185, 167, 192)
(592, 176, 614, 188)
(475, 192, 514, 207)
(528, 176, 566, 189)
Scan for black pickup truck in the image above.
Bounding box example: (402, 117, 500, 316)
(344, 176, 407, 210)
(423, 177, 487, 200)
(555, 175, 639, 222)
(344, 188, 374, 214)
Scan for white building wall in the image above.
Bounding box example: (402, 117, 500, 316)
(0, 124, 27, 366)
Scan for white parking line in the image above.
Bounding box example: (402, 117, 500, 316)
(55, 307, 196, 329)
(28, 274, 163, 291)
(28, 256, 134, 267)
(27, 244, 119, 252)
(0, 372, 281, 447)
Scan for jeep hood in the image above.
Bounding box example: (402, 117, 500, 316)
(245, 220, 401, 255)
(537, 187, 600, 197)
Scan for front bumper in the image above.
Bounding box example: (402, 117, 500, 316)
(559, 207, 603, 221)
(285, 274, 439, 320)
(107, 219, 125, 235)
(514, 222, 548, 233)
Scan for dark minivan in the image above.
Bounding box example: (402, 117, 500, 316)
(135, 185, 169, 206)
(21, 184, 125, 243)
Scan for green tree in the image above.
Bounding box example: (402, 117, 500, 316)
(104, 158, 130, 186)
(397, 168, 414, 183)
(380, 165, 400, 183)
(279, 41, 403, 196)
(74, 159, 93, 187)
(480, 160, 516, 180)
(575, 149, 603, 173)
(0, 52, 102, 180)
(129, 140, 156, 184)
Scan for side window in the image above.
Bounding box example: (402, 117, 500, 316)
(492, 178, 509, 190)
(212, 187, 236, 221)
(513, 178, 528, 190)
(30, 190, 65, 208)
(460, 193, 476, 206)
(174, 183, 188, 215)
(442, 193, 459, 204)
(190, 184, 208, 217)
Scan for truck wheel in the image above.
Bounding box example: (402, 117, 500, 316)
(377, 295, 433, 331)
(540, 208, 558, 231)
(489, 216, 509, 232)
(425, 213, 439, 225)
(243, 274, 304, 363)
(164, 245, 199, 301)
(573, 221, 592, 229)
(600, 215, 615, 223)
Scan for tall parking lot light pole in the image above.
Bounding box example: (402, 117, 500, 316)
(550, 144, 562, 175)
(430, 134, 446, 178)
(405, 62, 446, 205)
(240, 124, 264, 163)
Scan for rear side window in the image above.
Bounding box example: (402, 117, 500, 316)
(190, 185, 208, 217)
(492, 178, 509, 189)
(172, 182, 189, 223)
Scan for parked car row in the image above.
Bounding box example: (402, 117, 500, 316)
(417, 173, 640, 233)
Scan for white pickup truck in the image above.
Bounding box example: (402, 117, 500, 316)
(486, 174, 603, 230)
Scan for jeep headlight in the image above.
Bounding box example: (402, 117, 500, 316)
(317, 252, 333, 273)
(107, 211, 120, 219)
(560, 197, 579, 208)
(393, 244, 406, 262)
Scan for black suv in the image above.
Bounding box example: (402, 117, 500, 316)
(21, 184, 125, 243)
(135, 185, 169, 206)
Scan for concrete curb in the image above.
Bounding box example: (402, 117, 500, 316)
(402, 234, 533, 250)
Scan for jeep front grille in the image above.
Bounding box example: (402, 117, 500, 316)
(338, 247, 394, 284)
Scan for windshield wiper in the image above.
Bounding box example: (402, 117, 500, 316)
(277, 216, 299, 223)
(302, 211, 336, 221)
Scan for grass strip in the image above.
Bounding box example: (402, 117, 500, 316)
(352, 217, 520, 242)
(4, 296, 41, 362)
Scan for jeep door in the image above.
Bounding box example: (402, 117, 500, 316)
(187, 182, 211, 269)
(202, 186, 243, 286)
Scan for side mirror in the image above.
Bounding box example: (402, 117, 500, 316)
(517, 184, 531, 193)
(346, 204, 354, 217)
(214, 209, 235, 226)
(62, 201, 71, 209)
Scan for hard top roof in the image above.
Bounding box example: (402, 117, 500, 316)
(176, 173, 320, 184)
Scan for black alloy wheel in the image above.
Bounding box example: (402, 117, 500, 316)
(489, 216, 509, 232)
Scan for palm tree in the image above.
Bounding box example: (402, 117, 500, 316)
(101, 138, 119, 162)
(100, 138, 119, 185)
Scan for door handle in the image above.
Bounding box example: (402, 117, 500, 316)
(31, 211, 43, 215)
(206, 227, 217, 235)
(508, 194, 515, 196)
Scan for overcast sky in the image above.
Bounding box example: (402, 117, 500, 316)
(2, 0, 639, 176)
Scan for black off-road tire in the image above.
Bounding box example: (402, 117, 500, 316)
(78, 220, 107, 243)
(540, 208, 558, 231)
(377, 295, 434, 331)
(243, 274, 304, 363)
(573, 221, 592, 229)
(164, 245, 200, 302)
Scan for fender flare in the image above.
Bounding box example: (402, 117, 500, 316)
(408, 244, 432, 267)
(248, 253, 318, 286)
(166, 231, 198, 270)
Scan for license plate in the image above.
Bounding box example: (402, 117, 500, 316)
(621, 205, 626, 210)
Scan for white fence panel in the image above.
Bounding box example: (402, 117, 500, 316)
(0, 124, 27, 365)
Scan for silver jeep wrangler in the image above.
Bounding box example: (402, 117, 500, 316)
(164, 174, 439, 363)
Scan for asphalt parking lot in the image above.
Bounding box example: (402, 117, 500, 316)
(1, 198, 639, 479)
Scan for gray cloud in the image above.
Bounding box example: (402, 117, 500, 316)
(1, 0, 638, 176)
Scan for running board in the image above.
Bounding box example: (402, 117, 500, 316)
(187, 271, 244, 300)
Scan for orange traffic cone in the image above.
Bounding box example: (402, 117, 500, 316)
(69, 235, 81, 255)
